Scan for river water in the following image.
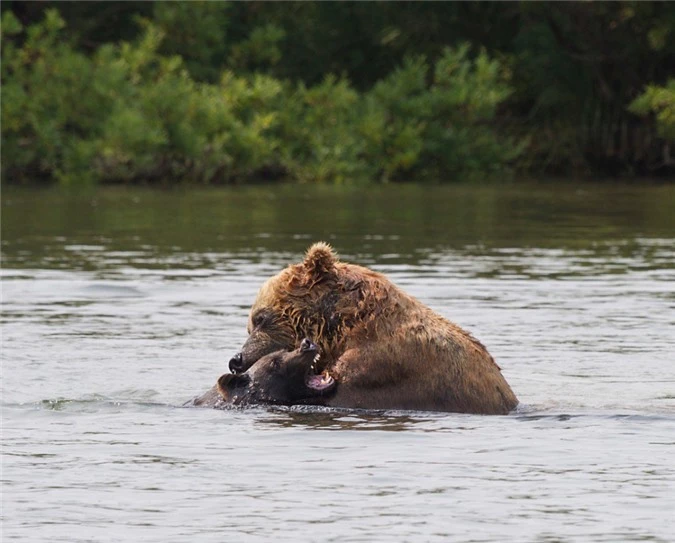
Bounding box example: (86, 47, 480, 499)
(2, 184, 674, 542)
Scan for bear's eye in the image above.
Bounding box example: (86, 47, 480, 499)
(252, 312, 266, 328)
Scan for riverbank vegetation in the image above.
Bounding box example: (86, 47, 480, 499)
(2, 2, 674, 185)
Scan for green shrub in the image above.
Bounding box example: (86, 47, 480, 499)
(2, 10, 518, 185)
(275, 76, 372, 183)
(1, 10, 284, 185)
(2, 10, 105, 184)
(364, 56, 429, 181)
(629, 80, 675, 142)
(423, 46, 524, 177)
(363, 46, 523, 181)
(151, 2, 231, 82)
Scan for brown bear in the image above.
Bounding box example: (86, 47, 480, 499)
(226, 242, 518, 414)
(188, 338, 335, 408)
(217, 338, 336, 406)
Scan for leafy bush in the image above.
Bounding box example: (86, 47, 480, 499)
(2, 10, 103, 184)
(151, 2, 231, 82)
(5, 2, 675, 178)
(363, 56, 428, 181)
(1, 10, 283, 185)
(275, 76, 373, 183)
(629, 80, 675, 142)
(362, 47, 522, 181)
(1, 10, 519, 185)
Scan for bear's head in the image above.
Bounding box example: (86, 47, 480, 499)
(229, 242, 340, 374)
(218, 338, 336, 405)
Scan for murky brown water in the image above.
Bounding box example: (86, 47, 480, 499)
(2, 183, 674, 542)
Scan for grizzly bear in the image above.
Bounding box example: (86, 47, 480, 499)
(188, 338, 335, 408)
(216, 338, 336, 406)
(226, 242, 518, 415)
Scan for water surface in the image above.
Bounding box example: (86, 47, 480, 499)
(2, 184, 674, 541)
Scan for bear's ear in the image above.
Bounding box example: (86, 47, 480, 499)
(303, 242, 337, 282)
(217, 373, 236, 396)
(218, 373, 250, 395)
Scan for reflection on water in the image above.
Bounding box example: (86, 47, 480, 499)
(2, 184, 675, 542)
(3, 183, 675, 270)
(259, 406, 443, 432)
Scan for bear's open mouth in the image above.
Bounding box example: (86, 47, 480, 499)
(305, 351, 336, 392)
(306, 371, 335, 392)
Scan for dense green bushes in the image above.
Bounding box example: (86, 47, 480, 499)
(3, 2, 674, 184)
(2, 10, 519, 185)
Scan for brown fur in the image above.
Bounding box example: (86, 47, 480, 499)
(238, 242, 518, 414)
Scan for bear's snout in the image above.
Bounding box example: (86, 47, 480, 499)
(300, 338, 317, 352)
(229, 352, 244, 374)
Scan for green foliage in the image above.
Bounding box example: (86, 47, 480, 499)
(2, 10, 519, 185)
(150, 2, 231, 82)
(509, 2, 675, 173)
(1, 10, 281, 185)
(423, 46, 521, 176)
(275, 76, 370, 183)
(229, 23, 286, 73)
(4, 1, 674, 178)
(629, 80, 675, 142)
(2, 9, 101, 183)
(364, 56, 428, 180)
(363, 47, 521, 181)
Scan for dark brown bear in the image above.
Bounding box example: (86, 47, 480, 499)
(226, 242, 518, 414)
(217, 338, 335, 406)
(189, 338, 335, 408)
